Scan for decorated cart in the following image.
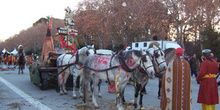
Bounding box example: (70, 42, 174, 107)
(29, 7, 78, 90)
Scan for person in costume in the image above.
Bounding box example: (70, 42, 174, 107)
(160, 47, 192, 110)
(196, 49, 219, 110)
(3, 54, 8, 65)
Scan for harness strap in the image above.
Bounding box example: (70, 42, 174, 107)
(83, 65, 119, 72)
(75, 51, 79, 64)
(57, 62, 76, 75)
(68, 54, 75, 73)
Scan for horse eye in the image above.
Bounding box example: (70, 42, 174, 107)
(142, 57, 147, 62)
(155, 53, 159, 58)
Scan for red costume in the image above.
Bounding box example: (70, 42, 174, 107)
(8, 55, 12, 65)
(196, 59, 219, 104)
(3, 55, 7, 65)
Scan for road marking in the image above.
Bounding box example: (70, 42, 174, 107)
(0, 76, 52, 110)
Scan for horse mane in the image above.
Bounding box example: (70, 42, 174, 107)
(77, 46, 87, 55)
(164, 48, 176, 64)
(118, 50, 142, 59)
(78, 45, 94, 55)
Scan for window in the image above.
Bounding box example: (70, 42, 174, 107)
(144, 43, 147, 47)
(135, 43, 138, 47)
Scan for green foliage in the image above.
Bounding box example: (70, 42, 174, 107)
(200, 28, 220, 58)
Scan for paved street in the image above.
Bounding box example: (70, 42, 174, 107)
(0, 65, 220, 110)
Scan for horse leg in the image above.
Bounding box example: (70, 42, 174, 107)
(89, 79, 93, 97)
(98, 79, 102, 98)
(134, 82, 139, 110)
(158, 78, 162, 99)
(82, 74, 90, 106)
(139, 86, 145, 110)
(78, 75, 84, 98)
(72, 74, 77, 98)
(58, 73, 64, 95)
(91, 76, 99, 107)
(116, 80, 128, 110)
(63, 73, 69, 94)
(116, 86, 125, 110)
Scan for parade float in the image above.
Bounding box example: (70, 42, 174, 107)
(29, 7, 77, 90)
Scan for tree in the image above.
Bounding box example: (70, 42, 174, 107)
(200, 28, 220, 58)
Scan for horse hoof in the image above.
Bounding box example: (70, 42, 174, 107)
(98, 95, 102, 98)
(72, 95, 77, 99)
(158, 96, 161, 99)
(72, 96, 77, 99)
(64, 92, 68, 95)
(94, 104, 99, 107)
(140, 107, 145, 110)
(60, 93, 64, 95)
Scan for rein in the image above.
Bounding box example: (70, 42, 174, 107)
(57, 46, 95, 75)
(82, 65, 119, 72)
(57, 52, 82, 75)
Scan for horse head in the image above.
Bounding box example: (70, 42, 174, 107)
(77, 45, 95, 64)
(140, 50, 155, 78)
(117, 50, 154, 72)
(148, 45, 167, 73)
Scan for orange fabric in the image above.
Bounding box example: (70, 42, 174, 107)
(40, 37, 55, 62)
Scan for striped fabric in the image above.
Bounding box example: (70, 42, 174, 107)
(161, 57, 192, 110)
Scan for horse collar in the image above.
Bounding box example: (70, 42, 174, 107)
(117, 52, 136, 72)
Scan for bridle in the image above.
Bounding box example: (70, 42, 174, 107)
(140, 51, 154, 71)
(152, 47, 166, 66)
(85, 46, 96, 56)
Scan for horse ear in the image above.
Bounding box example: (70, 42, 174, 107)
(148, 48, 154, 55)
(153, 45, 158, 50)
(140, 49, 144, 55)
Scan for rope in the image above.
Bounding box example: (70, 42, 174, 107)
(82, 65, 119, 72)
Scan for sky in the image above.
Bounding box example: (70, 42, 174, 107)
(0, 0, 82, 41)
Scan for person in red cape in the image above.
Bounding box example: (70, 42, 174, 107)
(161, 47, 192, 110)
(8, 54, 12, 65)
(196, 49, 219, 110)
(3, 54, 8, 65)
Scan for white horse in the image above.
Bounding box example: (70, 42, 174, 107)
(56, 45, 95, 98)
(148, 45, 167, 74)
(82, 50, 154, 110)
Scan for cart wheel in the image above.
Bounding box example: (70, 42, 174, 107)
(40, 79, 48, 90)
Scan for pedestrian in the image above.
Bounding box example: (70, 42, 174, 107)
(211, 53, 216, 61)
(197, 54, 204, 71)
(217, 73, 220, 86)
(184, 55, 190, 62)
(160, 47, 192, 110)
(189, 54, 198, 78)
(196, 49, 219, 110)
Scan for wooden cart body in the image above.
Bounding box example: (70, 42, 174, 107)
(29, 53, 72, 90)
